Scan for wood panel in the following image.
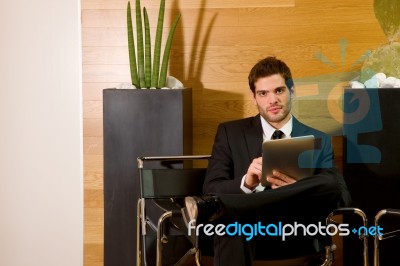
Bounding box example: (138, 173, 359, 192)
(82, 0, 295, 9)
(82, 24, 385, 48)
(82, 0, 386, 265)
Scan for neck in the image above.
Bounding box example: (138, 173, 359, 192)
(268, 114, 291, 129)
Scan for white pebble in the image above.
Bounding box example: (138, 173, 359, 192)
(380, 77, 397, 88)
(117, 82, 136, 89)
(364, 77, 379, 88)
(395, 79, 400, 88)
(375, 73, 387, 85)
(349, 81, 365, 89)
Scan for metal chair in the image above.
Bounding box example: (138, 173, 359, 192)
(136, 155, 210, 266)
(136, 155, 353, 266)
(251, 201, 358, 266)
(374, 209, 400, 266)
(326, 207, 369, 266)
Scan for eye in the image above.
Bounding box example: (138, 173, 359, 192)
(256, 91, 266, 97)
(275, 88, 285, 94)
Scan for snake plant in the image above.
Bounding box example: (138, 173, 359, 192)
(127, 0, 181, 88)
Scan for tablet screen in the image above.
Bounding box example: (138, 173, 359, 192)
(261, 135, 315, 187)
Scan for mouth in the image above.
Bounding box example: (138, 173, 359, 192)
(268, 106, 282, 114)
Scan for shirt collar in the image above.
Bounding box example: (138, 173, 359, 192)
(260, 115, 293, 141)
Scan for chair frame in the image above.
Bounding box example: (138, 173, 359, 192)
(374, 208, 400, 266)
(136, 155, 210, 266)
(326, 207, 369, 266)
(137, 156, 377, 266)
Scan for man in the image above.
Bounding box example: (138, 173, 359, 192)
(183, 56, 351, 265)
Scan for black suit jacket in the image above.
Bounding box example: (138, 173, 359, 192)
(203, 114, 350, 206)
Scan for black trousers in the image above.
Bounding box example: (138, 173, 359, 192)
(211, 173, 342, 265)
(212, 235, 326, 266)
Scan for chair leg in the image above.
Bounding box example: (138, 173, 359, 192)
(156, 211, 173, 266)
(374, 209, 400, 266)
(136, 199, 144, 266)
(195, 248, 202, 266)
(326, 207, 369, 266)
(320, 244, 336, 266)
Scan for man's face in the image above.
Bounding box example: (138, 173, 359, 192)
(252, 74, 293, 128)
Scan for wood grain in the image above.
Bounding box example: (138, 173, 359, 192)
(82, 0, 386, 265)
(82, 0, 295, 10)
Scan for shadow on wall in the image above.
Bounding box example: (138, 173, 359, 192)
(170, 0, 218, 89)
(169, 0, 250, 156)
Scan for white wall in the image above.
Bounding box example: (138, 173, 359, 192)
(0, 0, 83, 265)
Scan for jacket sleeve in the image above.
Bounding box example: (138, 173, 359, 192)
(203, 123, 244, 194)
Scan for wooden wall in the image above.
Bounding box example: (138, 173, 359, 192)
(82, 0, 386, 265)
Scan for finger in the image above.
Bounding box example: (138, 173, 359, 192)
(273, 170, 295, 184)
(273, 169, 284, 177)
(266, 176, 279, 186)
(251, 164, 262, 176)
(253, 161, 262, 171)
(272, 170, 285, 182)
(254, 163, 262, 172)
(279, 173, 290, 183)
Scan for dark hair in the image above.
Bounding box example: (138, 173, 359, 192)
(248, 56, 294, 94)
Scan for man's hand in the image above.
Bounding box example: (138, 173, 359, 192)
(244, 157, 263, 189)
(267, 170, 296, 189)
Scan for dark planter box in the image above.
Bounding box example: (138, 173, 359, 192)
(343, 88, 400, 266)
(103, 88, 192, 266)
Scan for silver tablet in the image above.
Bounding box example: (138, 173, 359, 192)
(261, 135, 315, 187)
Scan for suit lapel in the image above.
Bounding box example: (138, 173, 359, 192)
(291, 116, 322, 150)
(244, 115, 263, 160)
(291, 116, 309, 137)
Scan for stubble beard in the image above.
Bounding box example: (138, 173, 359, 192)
(260, 104, 291, 125)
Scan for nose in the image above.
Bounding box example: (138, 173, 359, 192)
(267, 92, 278, 104)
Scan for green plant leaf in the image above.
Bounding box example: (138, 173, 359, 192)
(143, 7, 151, 88)
(127, 1, 139, 86)
(135, 0, 145, 88)
(151, 0, 165, 88)
(374, 0, 400, 42)
(361, 42, 400, 82)
(159, 14, 181, 88)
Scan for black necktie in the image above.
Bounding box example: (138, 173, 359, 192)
(271, 130, 284, 140)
